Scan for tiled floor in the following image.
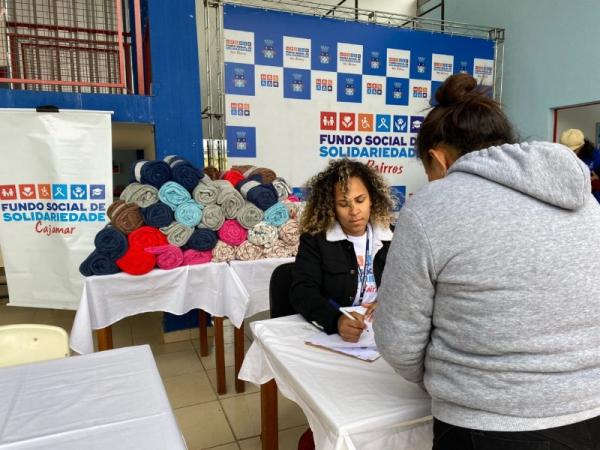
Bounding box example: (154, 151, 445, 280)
(0, 304, 309, 450)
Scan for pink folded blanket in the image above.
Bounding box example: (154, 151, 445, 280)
(145, 244, 184, 269)
(182, 249, 213, 265)
(217, 219, 248, 246)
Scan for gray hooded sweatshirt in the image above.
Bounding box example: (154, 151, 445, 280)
(374, 141, 600, 431)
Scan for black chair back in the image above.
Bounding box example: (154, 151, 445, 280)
(269, 262, 296, 318)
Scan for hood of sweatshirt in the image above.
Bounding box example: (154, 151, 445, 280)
(447, 141, 590, 211)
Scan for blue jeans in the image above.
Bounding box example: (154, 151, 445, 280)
(433, 415, 600, 450)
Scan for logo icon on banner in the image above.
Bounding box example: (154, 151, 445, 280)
(316, 78, 333, 92)
(376, 115, 390, 132)
(233, 68, 246, 88)
(320, 45, 330, 64)
(339, 113, 356, 131)
(260, 74, 279, 87)
(19, 184, 36, 199)
(410, 116, 424, 133)
(262, 39, 275, 59)
(344, 77, 356, 96)
(0, 185, 17, 200)
(70, 184, 87, 200)
(393, 81, 403, 99)
(320, 112, 337, 130)
(52, 184, 68, 200)
(90, 185, 105, 200)
(460, 61, 469, 74)
(235, 131, 247, 151)
(367, 82, 382, 95)
(412, 86, 428, 99)
(358, 114, 373, 132)
(393, 115, 408, 133)
(417, 56, 426, 74)
(292, 73, 304, 92)
(231, 103, 250, 116)
(37, 184, 51, 199)
(370, 51, 380, 69)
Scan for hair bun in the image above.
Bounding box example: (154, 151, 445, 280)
(435, 73, 479, 107)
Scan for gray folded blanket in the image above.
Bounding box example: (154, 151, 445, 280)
(199, 204, 225, 231)
(120, 182, 159, 208)
(159, 221, 194, 247)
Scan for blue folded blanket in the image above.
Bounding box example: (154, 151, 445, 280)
(175, 199, 203, 227)
(237, 179, 278, 211)
(131, 160, 172, 188)
(79, 251, 121, 277)
(164, 155, 204, 192)
(141, 201, 174, 228)
(159, 181, 192, 210)
(263, 202, 290, 227)
(185, 228, 218, 251)
(94, 226, 128, 260)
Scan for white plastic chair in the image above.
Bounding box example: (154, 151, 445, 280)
(0, 324, 70, 368)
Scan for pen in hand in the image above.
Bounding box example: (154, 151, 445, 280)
(338, 307, 367, 342)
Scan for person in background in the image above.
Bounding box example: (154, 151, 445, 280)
(374, 73, 600, 449)
(291, 158, 394, 343)
(560, 128, 600, 202)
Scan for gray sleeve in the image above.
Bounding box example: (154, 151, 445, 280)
(374, 206, 436, 384)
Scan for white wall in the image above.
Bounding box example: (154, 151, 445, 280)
(557, 104, 600, 147)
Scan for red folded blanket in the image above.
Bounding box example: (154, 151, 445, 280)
(116, 248, 156, 275)
(128, 225, 168, 250)
(221, 169, 245, 187)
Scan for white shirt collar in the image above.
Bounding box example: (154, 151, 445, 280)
(325, 220, 392, 242)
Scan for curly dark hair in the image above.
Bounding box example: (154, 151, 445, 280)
(299, 159, 394, 235)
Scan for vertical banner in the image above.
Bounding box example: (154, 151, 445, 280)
(0, 110, 112, 309)
(223, 6, 496, 210)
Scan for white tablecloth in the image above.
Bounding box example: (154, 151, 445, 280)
(239, 315, 433, 450)
(0, 346, 186, 449)
(228, 257, 294, 321)
(70, 263, 248, 354)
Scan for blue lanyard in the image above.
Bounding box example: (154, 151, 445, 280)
(356, 227, 370, 305)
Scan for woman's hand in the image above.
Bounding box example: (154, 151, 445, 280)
(362, 301, 378, 321)
(337, 312, 366, 342)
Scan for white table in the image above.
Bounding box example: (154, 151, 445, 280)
(0, 345, 186, 449)
(70, 263, 248, 394)
(239, 315, 433, 450)
(228, 258, 294, 393)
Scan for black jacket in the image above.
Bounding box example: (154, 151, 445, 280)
(290, 223, 392, 334)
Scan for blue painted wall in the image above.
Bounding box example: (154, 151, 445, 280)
(147, 0, 203, 166)
(444, 0, 600, 140)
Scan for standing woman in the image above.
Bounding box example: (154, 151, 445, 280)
(291, 159, 394, 342)
(375, 74, 600, 449)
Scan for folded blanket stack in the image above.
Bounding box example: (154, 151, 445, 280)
(82, 158, 299, 277)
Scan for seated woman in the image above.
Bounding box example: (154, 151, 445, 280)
(290, 158, 394, 342)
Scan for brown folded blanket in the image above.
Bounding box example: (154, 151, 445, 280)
(107, 200, 144, 235)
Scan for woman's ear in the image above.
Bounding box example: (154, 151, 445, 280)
(427, 145, 458, 180)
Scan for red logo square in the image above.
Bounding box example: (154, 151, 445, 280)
(339, 113, 356, 131)
(0, 185, 17, 200)
(19, 184, 36, 199)
(320, 112, 337, 130)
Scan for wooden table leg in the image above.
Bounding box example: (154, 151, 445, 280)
(96, 326, 113, 351)
(198, 309, 209, 357)
(214, 316, 226, 395)
(261, 379, 278, 450)
(234, 322, 245, 393)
